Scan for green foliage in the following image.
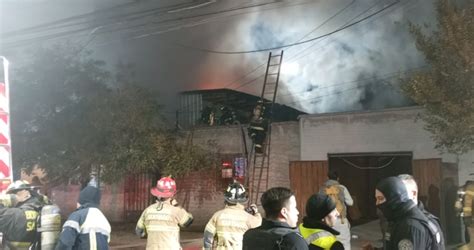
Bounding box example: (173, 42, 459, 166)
(401, 0, 474, 154)
(10, 45, 217, 184)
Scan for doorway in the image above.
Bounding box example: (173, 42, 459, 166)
(328, 152, 413, 223)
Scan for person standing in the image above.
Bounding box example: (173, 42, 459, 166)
(203, 181, 261, 250)
(298, 193, 344, 250)
(243, 187, 308, 250)
(375, 176, 443, 249)
(319, 171, 353, 250)
(454, 179, 474, 250)
(135, 176, 193, 250)
(398, 174, 445, 249)
(55, 185, 111, 250)
(0, 180, 46, 250)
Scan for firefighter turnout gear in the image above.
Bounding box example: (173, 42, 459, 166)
(136, 198, 193, 250)
(248, 101, 268, 154)
(203, 203, 262, 250)
(458, 181, 474, 224)
(0, 195, 44, 250)
(454, 180, 474, 248)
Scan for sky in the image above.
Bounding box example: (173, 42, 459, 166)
(0, 0, 438, 120)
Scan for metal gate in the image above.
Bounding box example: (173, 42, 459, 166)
(124, 173, 153, 221)
(289, 161, 328, 219)
(412, 158, 442, 216)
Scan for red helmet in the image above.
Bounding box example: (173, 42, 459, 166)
(151, 176, 177, 198)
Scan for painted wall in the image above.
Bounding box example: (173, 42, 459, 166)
(299, 107, 473, 185)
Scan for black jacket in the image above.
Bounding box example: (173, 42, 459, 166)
(243, 219, 309, 250)
(0, 196, 43, 249)
(377, 177, 442, 250)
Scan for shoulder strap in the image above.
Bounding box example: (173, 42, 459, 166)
(412, 214, 442, 247)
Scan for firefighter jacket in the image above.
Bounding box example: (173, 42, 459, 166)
(461, 181, 474, 218)
(0, 196, 43, 250)
(136, 199, 193, 250)
(298, 217, 344, 250)
(203, 203, 262, 250)
(55, 203, 111, 250)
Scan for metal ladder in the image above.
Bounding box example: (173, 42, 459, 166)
(248, 50, 284, 205)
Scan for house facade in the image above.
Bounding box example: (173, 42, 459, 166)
(48, 106, 471, 230)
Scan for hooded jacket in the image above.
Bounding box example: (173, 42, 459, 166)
(55, 186, 111, 250)
(376, 177, 442, 250)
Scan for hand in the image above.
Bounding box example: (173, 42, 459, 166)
(171, 199, 179, 206)
(249, 204, 258, 215)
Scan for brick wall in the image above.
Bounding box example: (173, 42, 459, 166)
(177, 122, 300, 228)
(50, 182, 125, 222)
(48, 121, 299, 226)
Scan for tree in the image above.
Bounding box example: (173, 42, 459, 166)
(401, 0, 474, 154)
(11, 45, 217, 184)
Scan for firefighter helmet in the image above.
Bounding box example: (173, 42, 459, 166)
(6, 180, 32, 194)
(224, 181, 248, 204)
(151, 176, 177, 198)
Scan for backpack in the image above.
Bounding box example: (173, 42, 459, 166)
(324, 185, 346, 222)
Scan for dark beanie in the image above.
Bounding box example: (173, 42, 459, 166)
(78, 186, 101, 206)
(306, 193, 336, 220)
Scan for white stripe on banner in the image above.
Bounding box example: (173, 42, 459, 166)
(0, 83, 7, 113)
(0, 113, 9, 145)
(0, 146, 10, 178)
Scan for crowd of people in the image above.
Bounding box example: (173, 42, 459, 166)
(0, 172, 472, 250)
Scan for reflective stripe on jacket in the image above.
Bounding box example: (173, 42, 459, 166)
(204, 203, 261, 249)
(55, 205, 111, 250)
(136, 200, 193, 250)
(298, 224, 337, 249)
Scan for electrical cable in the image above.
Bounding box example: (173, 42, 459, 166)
(173, 0, 400, 55)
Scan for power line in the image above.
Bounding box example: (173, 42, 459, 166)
(174, 0, 400, 55)
(229, 0, 413, 94)
(176, 0, 358, 111)
(1, 0, 314, 49)
(226, 0, 385, 92)
(220, 0, 358, 91)
(92, 0, 316, 48)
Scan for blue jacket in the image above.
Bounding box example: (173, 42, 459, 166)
(55, 203, 111, 250)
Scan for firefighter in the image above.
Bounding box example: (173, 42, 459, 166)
(455, 179, 474, 249)
(136, 176, 193, 250)
(0, 180, 45, 250)
(203, 181, 262, 250)
(248, 101, 268, 154)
